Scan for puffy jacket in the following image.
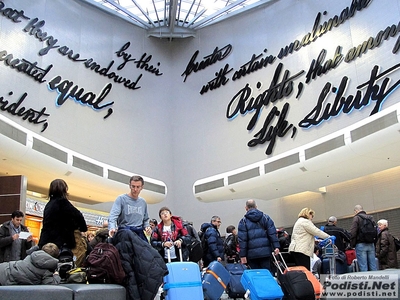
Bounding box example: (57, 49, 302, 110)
(200, 223, 224, 264)
(376, 228, 398, 269)
(0, 221, 33, 263)
(151, 216, 190, 261)
(112, 228, 168, 300)
(238, 209, 280, 259)
(0, 250, 60, 285)
(289, 217, 329, 257)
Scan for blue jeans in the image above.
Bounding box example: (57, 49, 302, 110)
(247, 257, 272, 271)
(355, 243, 377, 271)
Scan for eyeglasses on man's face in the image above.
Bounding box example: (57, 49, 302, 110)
(160, 211, 170, 216)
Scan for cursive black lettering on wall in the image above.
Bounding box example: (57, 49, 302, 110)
(200, 64, 233, 95)
(115, 42, 163, 76)
(19, 15, 163, 90)
(48, 76, 114, 119)
(227, 63, 304, 130)
(0, 91, 49, 132)
(299, 62, 400, 128)
(0, 49, 53, 83)
(277, 0, 373, 59)
(23, 18, 60, 56)
(345, 22, 400, 63)
(22, 19, 146, 90)
(232, 49, 276, 81)
(227, 63, 304, 154)
(84, 59, 142, 90)
(305, 46, 343, 83)
(0, 1, 29, 23)
(197, 48, 276, 94)
(181, 44, 232, 82)
(248, 102, 296, 155)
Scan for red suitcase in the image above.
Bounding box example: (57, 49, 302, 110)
(345, 249, 356, 265)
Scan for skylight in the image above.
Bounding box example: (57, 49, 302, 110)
(83, 0, 275, 38)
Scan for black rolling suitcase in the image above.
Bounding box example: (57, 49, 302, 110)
(225, 263, 247, 299)
(273, 253, 315, 300)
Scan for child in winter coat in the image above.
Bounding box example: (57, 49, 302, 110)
(224, 225, 239, 263)
(0, 243, 61, 285)
(151, 207, 190, 262)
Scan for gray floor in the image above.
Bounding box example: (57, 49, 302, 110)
(153, 290, 241, 299)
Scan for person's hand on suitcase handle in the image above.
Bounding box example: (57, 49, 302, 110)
(318, 235, 336, 247)
(163, 238, 184, 248)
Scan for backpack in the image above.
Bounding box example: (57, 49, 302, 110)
(198, 228, 209, 258)
(57, 245, 75, 280)
(188, 237, 203, 262)
(182, 222, 203, 262)
(85, 242, 126, 284)
(357, 214, 377, 243)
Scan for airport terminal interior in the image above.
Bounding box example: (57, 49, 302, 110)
(0, 0, 400, 259)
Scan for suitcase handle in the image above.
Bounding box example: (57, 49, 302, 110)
(272, 252, 289, 274)
(205, 269, 227, 289)
(166, 245, 183, 263)
(319, 236, 336, 248)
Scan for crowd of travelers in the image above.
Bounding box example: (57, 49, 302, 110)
(0, 176, 398, 300)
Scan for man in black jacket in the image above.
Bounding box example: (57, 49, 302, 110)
(323, 216, 351, 252)
(0, 210, 33, 263)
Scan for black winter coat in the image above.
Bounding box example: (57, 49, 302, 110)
(113, 229, 168, 300)
(38, 196, 87, 249)
(323, 224, 351, 252)
(0, 221, 33, 263)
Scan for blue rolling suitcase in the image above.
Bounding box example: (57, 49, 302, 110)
(240, 269, 284, 300)
(163, 249, 203, 300)
(202, 261, 231, 300)
(225, 263, 247, 299)
(321, 258, 347, 274)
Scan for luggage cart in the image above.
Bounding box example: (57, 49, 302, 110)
(319, 237, 337, 276)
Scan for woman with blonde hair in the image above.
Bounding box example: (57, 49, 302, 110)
(289, 208, 330, 270)
(376, 219, 397, 269)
